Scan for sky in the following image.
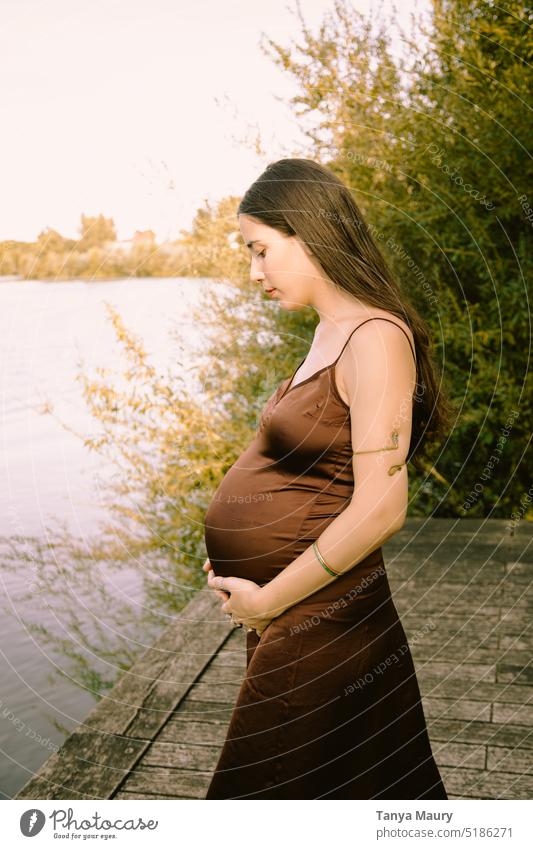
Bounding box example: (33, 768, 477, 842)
(1, 0, 428, 243)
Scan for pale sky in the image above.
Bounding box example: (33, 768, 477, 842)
(1, 0, 427, 243)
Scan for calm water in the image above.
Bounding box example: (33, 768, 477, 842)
(0, 276, 216, 797)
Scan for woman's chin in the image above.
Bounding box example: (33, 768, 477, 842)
(281, 299, 306, 312)
(270, 293, 301, 311)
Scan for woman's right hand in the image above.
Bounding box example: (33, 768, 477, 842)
(203, 558, 230, 601)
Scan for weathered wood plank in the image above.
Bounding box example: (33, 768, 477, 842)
(418, 678, 533, 705)
(210, 651, 248, 668)
(423, 697, 492, 722)
(220, 630, 247, 648)
(497, 613, 533, 633)
(504, 561, 533, 583)
(487, 746, 533, 775)
(115, 790, 198, 800)
(393, 613, 501, 632)
(396, 598, 501, 616)
(385, 535, 515, 569)
(389, 580, 504, 601)
(193, 663, 247, 685)
(411, 631, 501, 651)
(439, 767, 532, 799)
(502, 583, 533, 603)
(124, 653, 235, 740)
(500, 632, 533, 654)
(158, 719, 230, 745)
(416, 661, 497, 683)
(428, 718, 533, 749)
(492, 701, 533, 726)
(386, 562, 506, 583)
(496, 662, 533, 685)
(14, 732, 148, 800)
(184, 681, 243, 703)
(495, 650, 532, 668)
(140, 741, 220, 770)
(410, 645, 502, 664)
(432, 741, 486, 770)
(173, 699, 236, 721)
(385, 522, 510, 540)
(118, 767, 211, 799)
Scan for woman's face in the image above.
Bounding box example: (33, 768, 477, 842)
(238, 214, 324, 311)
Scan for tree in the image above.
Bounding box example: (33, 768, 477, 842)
(36, 227, 69, 253)
(261, 0, 532, 517)
(78, 213, 116, 251)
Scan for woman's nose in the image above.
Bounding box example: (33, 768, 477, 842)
(250, 257, 264, 284)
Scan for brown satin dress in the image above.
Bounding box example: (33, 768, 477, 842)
(203, 317, 447, 799)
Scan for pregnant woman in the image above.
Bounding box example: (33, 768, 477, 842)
(203, 158, 452, 799)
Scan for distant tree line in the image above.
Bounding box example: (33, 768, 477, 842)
(0, 205, 243, 280)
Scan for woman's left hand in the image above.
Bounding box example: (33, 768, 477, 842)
(206, 569, 274, 636)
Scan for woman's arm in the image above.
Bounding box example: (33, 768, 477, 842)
(253, 319, 417, 620)
(255, 494, 403, 619)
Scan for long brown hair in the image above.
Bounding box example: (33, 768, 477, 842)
(238, 157, 454, 468)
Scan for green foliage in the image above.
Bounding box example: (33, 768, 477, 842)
(261, 0, 532, 519)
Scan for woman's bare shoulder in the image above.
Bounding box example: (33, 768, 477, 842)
(334, 310, 416, 405)
(352, 309, 414, 349)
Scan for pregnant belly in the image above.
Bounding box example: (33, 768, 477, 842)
(203, 444, 347, 586)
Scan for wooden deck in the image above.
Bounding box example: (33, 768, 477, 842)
(15, 518, 533, 800)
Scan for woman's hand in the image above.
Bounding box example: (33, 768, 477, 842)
(202, 559, 274, 636)
(202, 558, 229, 602)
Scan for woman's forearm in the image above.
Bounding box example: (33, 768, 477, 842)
(256, 500, 403, 619)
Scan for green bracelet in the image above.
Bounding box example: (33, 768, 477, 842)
(313, 541, 341, 577)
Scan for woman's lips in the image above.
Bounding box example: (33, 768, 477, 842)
(265, 288, 277, 296)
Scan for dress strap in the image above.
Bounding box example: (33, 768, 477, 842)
(333, 317, 416, 366)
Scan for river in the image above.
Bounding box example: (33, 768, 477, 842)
(0, 276, 216, 798)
